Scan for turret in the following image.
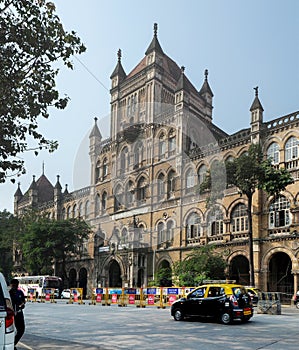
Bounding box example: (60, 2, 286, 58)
(28, 175, 38, 206)
(250, 86, 264, 144)
(89, 117, 102, 185)
(14, 182, 23, 214)
(175, 66, 190, 111)
(199, 69, 213, 121)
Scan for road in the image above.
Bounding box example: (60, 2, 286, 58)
(16, 300, 299, 350)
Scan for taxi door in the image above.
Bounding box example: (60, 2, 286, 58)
(185, 287, 206, 316)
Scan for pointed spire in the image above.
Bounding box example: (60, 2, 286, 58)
(42, 161, 45, 175)
(64, 184, 69, 194)
(250, 86, 264, 111)
(29, 175, 37, 190)
(176, 66, 189, 92)
(145, 23, 164, 55)
(54, 175, 62, 190)
(89, 117, 102, 139)
(14, 182, 23, 198)
(110, 48, 126, 80)
(199, 69, 214, 97)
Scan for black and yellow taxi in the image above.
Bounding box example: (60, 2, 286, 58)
(171, 282, 253, 324)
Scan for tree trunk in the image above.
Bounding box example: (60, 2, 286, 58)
(247, 194, 255, 286)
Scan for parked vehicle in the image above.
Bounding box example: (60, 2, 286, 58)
(0, 272, 15, 349)
(293, 290, 299, 309)
(61, 289, 80, 299)
(246, 287, 260, 306)
(171, 283, 253, 324)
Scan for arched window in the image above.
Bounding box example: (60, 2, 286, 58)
(134, 141, 144, 168)
(285, 137, 298, 168)
(168, 129, 176, 156)
(103, 157, 108, 178)
(121, 228, 128, 244)
(231, 204, 248, 233)
(114, 185, 123, 211)
(95, 160, 100, 182)
(198, 164, 207, 185)
(186, 212, 201, 239)
(125, 181, 134, 207)
(101, 192, 107, 213)
(95, 194, 100, 214)
(158, 133, 166, 159)
(167, 170, 176, 198)
(185, 167, 195, 193)
(67, 206, 71, 219)
(85, 200, 90, 219)
(137, 177, 146, 202)
(78, 203, 83, 218)
(267, 142, 280, 165)
(157, 173, 165, 199)
(166, 220, 174, 242)
(208, 207, 224, 236)
(72, 204, 77, 218)
(269, 195, 291, 228)
(120, 147, 129, 172)
(158, 222, 165, 244)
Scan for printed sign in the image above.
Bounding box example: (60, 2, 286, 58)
(148, 294, 155, 305)
(168, 295, 177, 305)
(129, 295, 135, 304)
(112, 294, 118, 303)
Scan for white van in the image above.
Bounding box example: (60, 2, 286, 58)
(0, 273, 15, 350)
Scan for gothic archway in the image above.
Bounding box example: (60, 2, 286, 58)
(109, 260, 122, 287)
(69, 268, 77, 288)
(79, 267, 88, 298)
(137, 268, 144, 288)
(229, 255, 249, 285)
(157, 259, 172, 286)
(268, 252, 293, 295)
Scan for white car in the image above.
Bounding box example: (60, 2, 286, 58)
(0, 272, 15, 349)
(61, 289, 80, 299)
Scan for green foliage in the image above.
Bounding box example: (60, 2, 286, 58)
(149, 267, 172, 287)
(202, 144, 294, 203)
(173, 245, 226, 286)
(20, 211, 91, 276)
(0, 210, 20, 279)
(0, 0, 86, 183)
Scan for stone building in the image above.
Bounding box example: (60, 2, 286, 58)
(14, 24, 299, 298)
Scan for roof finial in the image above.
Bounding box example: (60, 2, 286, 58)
(94, 117, 98, 124)
(254, 86, 258, 97)
(117, 48, 122, 62)
(42, 161, 45, 175)
(154, 23, 158, 37)
(181, 66, 185, 74)
(204, 69, 208, 81)
(33, 175, 36, 182)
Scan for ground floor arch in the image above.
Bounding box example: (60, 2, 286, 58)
(109, 260, 122, 287)
(229, 255, 250, 285)
(69, 268, 77, 288)
(79, 267, 88, 297)
(268, 252, 293, 295)
(157, 259, 172, 286)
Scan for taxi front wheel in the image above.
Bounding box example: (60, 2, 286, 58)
(220, 312, 231, 325)
(173, 308, 184, 321)
(295, 301, 299, 309)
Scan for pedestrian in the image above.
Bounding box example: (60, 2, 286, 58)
(9, 278, 26, 350)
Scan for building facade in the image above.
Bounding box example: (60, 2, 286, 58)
(14, 24, 299, 298)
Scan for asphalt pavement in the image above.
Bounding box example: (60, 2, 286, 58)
(15, 301, 299, 350)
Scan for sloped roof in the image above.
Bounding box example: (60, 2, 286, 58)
(36, 174, 54, 203)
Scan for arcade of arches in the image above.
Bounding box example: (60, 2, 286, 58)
(63, 249, 298, 300)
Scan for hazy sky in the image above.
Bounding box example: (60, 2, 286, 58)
(1, 0, 298, 213)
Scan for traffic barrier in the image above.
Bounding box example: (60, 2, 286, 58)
(89, 288, 104, 305)
(102, 287, 111, 306)
(27, 288, 37, 303)
(257, 292, 281, 315)
(67, 288, 85, 305)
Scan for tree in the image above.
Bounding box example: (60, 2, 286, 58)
(20, 212, 91, 280)
(0, 0, 86, 182)
(200, 144, 294, 286)
(172, 245, 226, 286)
(0, 210, 19, 279)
